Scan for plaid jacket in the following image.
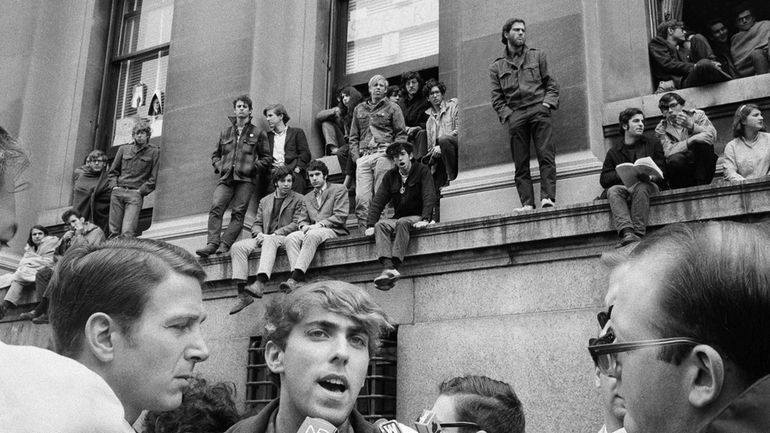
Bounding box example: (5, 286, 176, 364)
(211, 117, 271, 184)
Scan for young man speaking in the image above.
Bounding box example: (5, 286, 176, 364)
(226, 280, 392, 433)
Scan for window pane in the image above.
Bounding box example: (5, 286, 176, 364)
(120, 0, 174, 56)
(111, 48, 168, 146)
(346, 0, 438, 75)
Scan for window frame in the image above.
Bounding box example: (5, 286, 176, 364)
(96, 0, 172, 156)
(331, 0, 439, 95)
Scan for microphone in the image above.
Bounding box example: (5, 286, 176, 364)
(297, 417, 338, 433)
(374, 418, 418, 433)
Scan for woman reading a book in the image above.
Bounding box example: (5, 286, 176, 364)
(723, 104, 770, 182)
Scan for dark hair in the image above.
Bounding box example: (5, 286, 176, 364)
(501, 18, 526, 44)
(438, 375, 525, 433)
(422, 79, 447, 98)
(271, 165, 294, 187)
(263, 280, 392, 357)
(658, 92, 686, 110)
(734, 3, 754, 19)
(400, 71, 425, 95)
(61, 208, 83, 223)
(385, 140, 413, 157)
(27, 225, 49, 249)
(143, 376, 240, 433)
(86, 149, 107, 163)
(49, 237, 206, 358)
(232, 95, 253, 111)
(618, 107, 644, 135)
(263, 103, 291, 124)
(628, 221, 770, 385)
(306, 159, 329, 177)
(706, 18, 727, 32)
(732, 103, 763, 138)
(338, 86, 363, 119)
(657, 19, 684, 39)
(132, 120, 152, 138)
(386, 85, 401, 99)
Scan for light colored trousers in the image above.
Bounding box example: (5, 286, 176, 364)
(285, 228, 337, 272)
(229, 234, 288, 281)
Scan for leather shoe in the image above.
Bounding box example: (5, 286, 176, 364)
(618, 232, 642, 248)
(216, 244, 231, 254)
(32, 313, 49, 324)
(374, 269, 401, 290)
(244, 280, 265, 298)
(196, 243, 218, 257)
(229, 293, 254, 315)
(279, 278, 299, 293)
(19, 310, 40, 321)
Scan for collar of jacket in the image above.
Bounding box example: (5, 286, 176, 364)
(698, 374, 770, 433)
(364, 98, 388, 110)
(227, 115, 255, 128)
(425, 98, 458, 116)
(495, 44, 530, 62)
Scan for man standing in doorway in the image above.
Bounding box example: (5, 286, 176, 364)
(108, 121, 160, 238)
(490, 17, 559, 211)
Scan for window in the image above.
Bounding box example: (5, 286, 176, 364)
(333, 0, 439, 90)
(649, 0, 770, 39)
(245, 328, 398, 421)
(345, 0, 438, 75)
(108, 0, 173, 147)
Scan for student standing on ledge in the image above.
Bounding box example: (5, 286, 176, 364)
(197, 95, 271, 257)
(490, 17, 560, 211)
(108, 121, 160, 238)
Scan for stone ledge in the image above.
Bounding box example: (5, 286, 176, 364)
(602, 74, 770, 127)
(198, 178, 770, 284)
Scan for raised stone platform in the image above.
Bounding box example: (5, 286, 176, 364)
(4, 178, 770, 432)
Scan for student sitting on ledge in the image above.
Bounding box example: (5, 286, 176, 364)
(723, 104, 770, 182)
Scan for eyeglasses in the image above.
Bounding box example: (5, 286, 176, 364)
(415, 410, 480, 433)
(737, 14, 752, 23)
(88, 159, 107, 164)
(659, 101, 680, 112)
(588, 337, 701, 377)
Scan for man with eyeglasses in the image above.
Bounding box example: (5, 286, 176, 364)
(72, 149, 111, 232)
(427, 375, 524, 433)
(649, 20, 730, 90)
(589, 310, 627, 433)
(588, 221, 770, 433)
(730, 5, 770, 77)
(653, 92, 717, 189)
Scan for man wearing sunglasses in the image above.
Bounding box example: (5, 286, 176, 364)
(427, 375, 524, 433)
(588, 221, 770, 433)
(653, 92, 717, 190)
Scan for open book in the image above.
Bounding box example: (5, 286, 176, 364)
(616, 157, 664, 188)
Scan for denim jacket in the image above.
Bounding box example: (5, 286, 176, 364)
(108, 142, 160, 195)
(349, 98, 407, 159)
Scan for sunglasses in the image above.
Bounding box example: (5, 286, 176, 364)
(415, 410, 480, 433)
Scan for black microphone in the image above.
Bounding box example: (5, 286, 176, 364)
(296, 416, 338, 433)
